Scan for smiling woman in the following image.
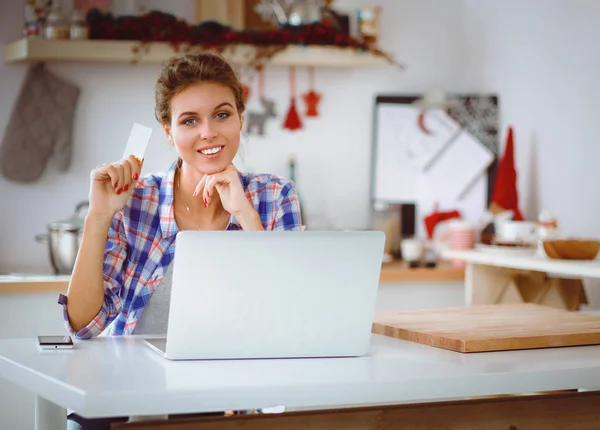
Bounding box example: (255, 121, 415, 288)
(58, 52, 303, 428)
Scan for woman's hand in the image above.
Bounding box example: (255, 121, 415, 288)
(193, 164, 263, 230)
(193, 164, 250, 215)
(88, 155, 142, 219)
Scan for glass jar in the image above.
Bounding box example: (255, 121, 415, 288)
(70, 9, 89, 40)
(44, 7, 69, 40)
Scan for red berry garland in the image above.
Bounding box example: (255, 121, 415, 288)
(84, 8, 397, 66)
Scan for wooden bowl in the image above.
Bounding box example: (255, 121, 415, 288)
(543, 239, 600, 260)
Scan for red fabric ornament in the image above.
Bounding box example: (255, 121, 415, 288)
(242, 84, 251, 103)
(283, 67, 303, 131)
(490, 126, 524, 221)
(423, 205, 461, 239)
(302, 67, 322, 117)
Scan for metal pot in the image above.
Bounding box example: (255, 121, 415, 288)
(270, 0, 324, 27)
(35, 201, 89, 274)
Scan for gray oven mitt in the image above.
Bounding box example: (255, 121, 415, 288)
(0, 63, 80, 182)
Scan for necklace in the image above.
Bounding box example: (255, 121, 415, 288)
(176, 171, 228, 230)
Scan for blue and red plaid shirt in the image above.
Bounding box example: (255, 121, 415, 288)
(59, 161, 303, 339)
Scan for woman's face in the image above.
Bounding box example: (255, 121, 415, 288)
(164, 82, 241, 175)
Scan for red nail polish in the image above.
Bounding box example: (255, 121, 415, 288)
(117, 188, 122, 194)
(204, 198, 207, 208)
(207, 191, 210, 197)
(123, 184, 129, 191)
(133, 173, 138, 180)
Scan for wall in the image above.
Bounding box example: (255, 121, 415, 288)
(2, 0, 599, 274)
(459, 0, 600, 237)
(0, 0, 466, 273)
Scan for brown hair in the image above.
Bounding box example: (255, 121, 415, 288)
(155, 51, 246, 125)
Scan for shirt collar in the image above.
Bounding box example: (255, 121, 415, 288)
(158, 162, 248, 237)
(159, 161, 178, 239)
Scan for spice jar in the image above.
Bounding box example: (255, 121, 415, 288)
(44, 7, 69, 40)
(70, 9, 89, 40)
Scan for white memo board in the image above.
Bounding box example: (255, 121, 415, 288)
(370, 95, 499, 238)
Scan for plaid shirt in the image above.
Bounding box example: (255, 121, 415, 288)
(59, 161, 302, 339)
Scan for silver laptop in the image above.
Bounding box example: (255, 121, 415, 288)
(144, 230, 385, 360)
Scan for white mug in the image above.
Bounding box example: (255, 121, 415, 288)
(496, 220, 536, 242)
(400, 238, 424, 262)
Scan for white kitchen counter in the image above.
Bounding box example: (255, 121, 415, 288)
(1, 334, 600, 427)
(0, 262, 463, 295)
(443, 249, 600, 278)
(0, 274, 69, 294)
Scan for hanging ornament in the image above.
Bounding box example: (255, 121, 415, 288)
(301, 67, 322, 118)
(242, 84, 251, 103)
(283, 66, 303, 131)
(245, 66, 277, 136)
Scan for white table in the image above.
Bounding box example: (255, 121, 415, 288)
(2, 335, 600, 429)
(443, 249, 600, 309)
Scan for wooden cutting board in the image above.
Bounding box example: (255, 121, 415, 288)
(372, 303, 600, 353)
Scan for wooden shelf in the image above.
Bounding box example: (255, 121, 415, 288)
(380, 260, 464, 283)
(3, 38, 391, 67)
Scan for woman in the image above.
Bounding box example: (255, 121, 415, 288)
(61, 51, 302, 429)
(60, 51, 302, 339)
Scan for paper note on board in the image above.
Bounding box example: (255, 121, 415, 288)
(122, 123, 152, 164)
(421, 129, 494, 201)
(403, 109, 461, 171)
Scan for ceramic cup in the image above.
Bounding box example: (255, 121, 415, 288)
(495, 220, 537, 243)
(400, 238, 425, 262)
(449, 220, 475, 268)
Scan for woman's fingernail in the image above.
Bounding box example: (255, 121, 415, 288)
(133, 173, 138, 180)
(117, 188, 122, 194)
(204, 198, 207, 208)
(207, 191, 210, 197)
(124, 184, 129, 191)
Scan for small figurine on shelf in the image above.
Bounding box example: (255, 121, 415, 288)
(23, 0, 53, 38)
(536, 209, 560, 257)
(356, 6, 382, 45)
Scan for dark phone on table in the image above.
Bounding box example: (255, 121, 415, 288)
(37, 335, 74, 349)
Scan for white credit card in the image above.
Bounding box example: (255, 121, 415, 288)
(122, 123, 152, 163)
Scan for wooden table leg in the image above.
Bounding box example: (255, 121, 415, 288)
(465, 263, 587, 310)
(111, 390, 600, 430)
(464, 263, 520, 306)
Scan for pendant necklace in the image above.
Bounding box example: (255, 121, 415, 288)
(176, 172, 228, 230)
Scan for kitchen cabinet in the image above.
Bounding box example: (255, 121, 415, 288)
(0, 289, 66, 430)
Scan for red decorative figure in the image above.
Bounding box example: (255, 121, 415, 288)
(242, 84, 251, 103)
(490, 126, 524, 221)
(283, 67, 303, 131)
(302, 91, 321, 117)
(302, 67, 322, 117)
(283, 97, 302, 131)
